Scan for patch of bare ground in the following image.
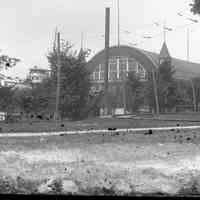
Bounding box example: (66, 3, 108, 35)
(0, 128, 200, 194)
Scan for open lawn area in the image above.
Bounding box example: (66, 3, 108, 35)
(1, 113, 200, 195)
(0, 122, 200, 195)
(1, 112, 200, 133)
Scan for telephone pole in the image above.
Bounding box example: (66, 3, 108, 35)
(81, 32, 84, 49)
(104, 7, 110, 115)
(163, 20, 166, 43)
(190, 79, 197, 111)
(152, 69, 160, 114)
(55, 31, 61, 121)
(117, 0, 126, 114)
(187, 28, 197, 111)
(117, 0, 120, 47)
(184, 16, 198, 112)
(187, 28, 190, 61)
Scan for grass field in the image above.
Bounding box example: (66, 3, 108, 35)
(1, 112, 200, 133)
(1, 113, 200, 195)
(0, 126, 200, 195)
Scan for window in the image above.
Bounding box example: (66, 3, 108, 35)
(119, 58, 127, 80)
(90, 73, 94, 81)
(100, 64, 105, 80)
(137, 64, 146, 79)
(94, 72, 99, 80)
(93, 65, 100, 81)
(109, 59, 117, 81)
(32, 76, 39, 80)
(128, 59, 138, 72)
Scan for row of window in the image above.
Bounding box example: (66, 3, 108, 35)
(90, 58, 146, 81)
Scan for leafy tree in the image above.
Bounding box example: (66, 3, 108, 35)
(156, 60, 177, 112)
(11, 42, 91, 120)
(0, 87, 15, 113)
(47, 41, 91, 120)
(144, 61, 177, 113)
(14, 78, 55, 117)
(126, 71, 145, 112)
(192, 77, 200, 111)
(86, 90, 103, 117)
(191, 0, 200, 15)
(176, 79, 193, 109)
(0, 55, 20, 70)
(0, 54, 20, 113)
(144, 71, 156, 112)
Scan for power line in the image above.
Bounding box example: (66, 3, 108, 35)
(121, 20, 198, 48)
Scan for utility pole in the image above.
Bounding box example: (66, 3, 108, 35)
(117, 0, 126, 114)
(117, 0, 120, 47)
(55, 31, 61, 121)
(152, 69, 160, 114)
(81, 32, 84, 49)
(186, 28, 197, 111)
(163, 20, 166, 43)
(187, 28, 190, 61)
(53, 27, 58, 51)
(122, 70, 127, 114)
(190, 79, 197, 112)
(104, 7, 110, 115)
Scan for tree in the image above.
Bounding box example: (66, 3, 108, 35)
(176, 79, 190, 104)
(0, 55, 20, 70)
(145, 71, 157, 112)
(192, 77, 200, 111)
(0, 87, 14, 112)
(126, 71, 145, 112)
(156, 60, 177, 112)
(47, 41, 91, 120)
(144, 61, 177, 113)
(13, 77, 55, 118)
(191, 0, 200, 15)
(0, 54, 20, 113)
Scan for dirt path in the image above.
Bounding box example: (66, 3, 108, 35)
(0, 125, 200, 137)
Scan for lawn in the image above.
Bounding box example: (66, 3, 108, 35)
(0, 126, 200, 195)
(1, 113, 200, 195)
(1, 112, 200, 133)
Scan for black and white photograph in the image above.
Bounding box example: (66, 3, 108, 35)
(1, 0, 200, 197)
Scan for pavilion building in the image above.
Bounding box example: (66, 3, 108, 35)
(86, 42, 200, 115)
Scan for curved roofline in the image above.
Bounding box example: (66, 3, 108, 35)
(90, 45, 158, 65)
(87, 45, 200, 80)
(87, 45, 159, 73)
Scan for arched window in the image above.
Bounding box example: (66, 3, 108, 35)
(119, 58, 127, 80)
(99, 64, 105, 81)
(137, 63, 146, 79)
(109, 59, 117, 81)
(91, 57, 147, 82)
(128, 59, 138, 72)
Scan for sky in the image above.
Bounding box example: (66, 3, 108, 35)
(0, 0, 199, 78)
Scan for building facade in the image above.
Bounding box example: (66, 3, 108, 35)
(87, 43, 200, 115)
(28, 66, 51, 84)
(0, 73, 22, 88)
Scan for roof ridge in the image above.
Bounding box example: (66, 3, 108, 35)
(159, 42, 171, 59)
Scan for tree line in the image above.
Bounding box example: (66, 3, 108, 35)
(126, 60, 200, 114)
(1, 39, 200, 120)
(0, 41, 92, 121)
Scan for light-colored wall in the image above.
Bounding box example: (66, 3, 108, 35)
(90, 57, 147, 83)
(29, 69, 50, 84)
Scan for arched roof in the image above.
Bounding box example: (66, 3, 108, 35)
(87, 45, 158, 74)
(87, 45, 200, 80)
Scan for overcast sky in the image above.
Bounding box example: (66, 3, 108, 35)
(0, 0, 199, 78)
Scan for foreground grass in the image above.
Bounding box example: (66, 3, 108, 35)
(1, 113, 200, 133)
(0, 128, 200, 195)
